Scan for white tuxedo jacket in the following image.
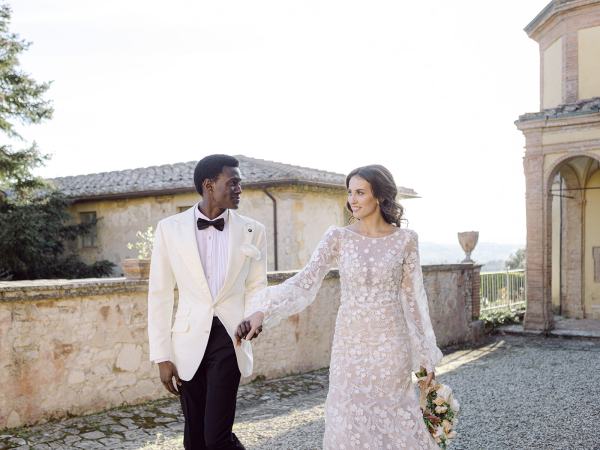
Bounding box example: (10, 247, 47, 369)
(147, 207, 267, 380)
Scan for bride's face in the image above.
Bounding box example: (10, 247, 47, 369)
(347, 176, 379, 220)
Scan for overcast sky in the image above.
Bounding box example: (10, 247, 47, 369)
(10, 0, 550, 245)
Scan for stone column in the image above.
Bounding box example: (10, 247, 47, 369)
(523, 149, 554, 331)
(560, 168, 585, 318)
(471, 264, 482, 320)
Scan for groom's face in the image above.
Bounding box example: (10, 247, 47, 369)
(210, 166, 243, 209)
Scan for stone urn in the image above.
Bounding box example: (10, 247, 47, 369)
(458, 231, 479, 263)
(122, 258, 151, 280)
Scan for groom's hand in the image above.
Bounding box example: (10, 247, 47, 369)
(158, 361, 182, 396)
(235, 312, 264, 344)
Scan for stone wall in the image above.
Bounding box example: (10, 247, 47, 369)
(69, 185, 347, 275)
(0, 263, 481, 429)
(0, 279, 155, 430)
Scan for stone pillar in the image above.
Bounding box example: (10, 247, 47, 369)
(561, 169, 585, 317)
(471, 265, 482, 320)
(523, 151, 554, 331)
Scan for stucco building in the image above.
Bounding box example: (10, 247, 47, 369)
(516, 0, 600, 330)
(50, 155, 418, 275)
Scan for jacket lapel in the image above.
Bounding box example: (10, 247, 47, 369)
(213, 210, 248, 305)
(174, 207, 212, 296)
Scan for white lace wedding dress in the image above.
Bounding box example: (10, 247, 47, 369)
(247, 226, 443, 449)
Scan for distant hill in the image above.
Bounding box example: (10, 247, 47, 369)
(419, 241, 524, 272)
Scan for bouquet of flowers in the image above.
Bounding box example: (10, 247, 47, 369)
(415, 368, 460, 449)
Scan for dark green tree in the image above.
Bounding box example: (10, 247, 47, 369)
(0, 3, 114, 279)
(0, 192, 115, 279)
(0, 2, 52, 200)
(505, 248, 525, 271)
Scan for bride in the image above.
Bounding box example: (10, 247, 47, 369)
(237, 164, 443, 449)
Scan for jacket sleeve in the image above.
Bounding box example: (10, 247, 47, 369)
(147, 221, 176, 362)
(399, 230, 443, 373)
(246, 226, 340, 328)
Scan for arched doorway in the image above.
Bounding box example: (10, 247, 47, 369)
(548, 155, 600, 320)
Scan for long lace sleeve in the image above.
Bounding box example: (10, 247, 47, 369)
(399, 229, 443, 373)
(246, 226, 340, 328)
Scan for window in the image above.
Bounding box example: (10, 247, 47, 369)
(79, 211, 97, 248)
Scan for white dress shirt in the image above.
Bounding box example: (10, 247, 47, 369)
(194, 206, 230, 300)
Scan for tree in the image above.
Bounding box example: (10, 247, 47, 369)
(0, 192, 115, 279)
(0, 3, 52, 200)
(505, 248, 525, 271)
(0, 3, 114, 280)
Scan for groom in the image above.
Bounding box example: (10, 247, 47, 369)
(147, 154, 267, 450)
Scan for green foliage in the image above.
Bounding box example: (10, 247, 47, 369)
(505, 248, 525, 270)
(0, 268, 11, 281)
(0, 143, 48, 200)
(480, 307, 525, 331)
(0, 3, 114, 280)
(0, 4, 52, 139)
(0, 2, 52, 200)
(0, 191, 115, 279)
(415, 368, 427, 378)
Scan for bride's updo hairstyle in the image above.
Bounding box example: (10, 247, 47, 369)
(345, 165, 405, 227)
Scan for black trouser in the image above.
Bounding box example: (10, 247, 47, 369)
(179, 317, 245, 450)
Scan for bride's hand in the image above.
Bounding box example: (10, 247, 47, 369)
(425, 371, 435, 387)
(419, 366, 435, 387)
(235, 312, 264, 344)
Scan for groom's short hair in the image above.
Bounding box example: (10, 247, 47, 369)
(194, 154, 240, 195)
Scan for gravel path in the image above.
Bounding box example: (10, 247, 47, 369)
(440, 335, 600, 450)
(2, 334, 599, 449)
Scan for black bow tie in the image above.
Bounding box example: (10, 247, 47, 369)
(197, 217, 225, 231)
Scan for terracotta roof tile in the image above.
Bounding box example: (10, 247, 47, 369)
(48, 155, 419, 200)
(518, 97, 600, 122)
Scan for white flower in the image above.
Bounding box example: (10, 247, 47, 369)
(449, 395, 460, 412)
(433, 396, 446, 406)
(435, 405, 448, 414)
(442, 419, 452, 433)
(436, 383, 460, 412)
(240, 244, 261, 261)
(436, 384, 452, 400)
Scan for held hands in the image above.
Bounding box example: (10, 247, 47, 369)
(158, 361, 182, 396)
(235, 311, 265, 345)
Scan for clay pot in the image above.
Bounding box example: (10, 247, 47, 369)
(122, 258, 151, 280)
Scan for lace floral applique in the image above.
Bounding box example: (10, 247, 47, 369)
(248, 226, 442, 449)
